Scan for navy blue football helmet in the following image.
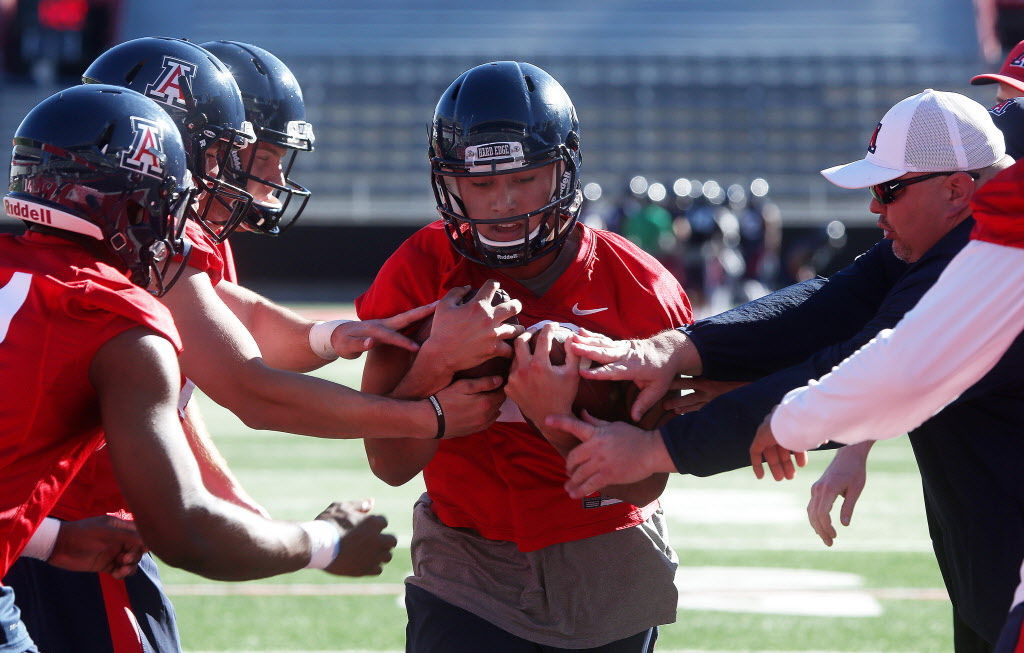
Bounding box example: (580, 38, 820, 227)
(5, 84, 193, 295)
(201, 40, 313, 235)
(82, 37, 256, 242)
(430, 61, 582, 267)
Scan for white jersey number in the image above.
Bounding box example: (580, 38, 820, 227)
(0, 272, 32, 344)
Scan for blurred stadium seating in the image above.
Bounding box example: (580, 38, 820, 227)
(1, 0, 989, 228)
(0, 0, 997, 287)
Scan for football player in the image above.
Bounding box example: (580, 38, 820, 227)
(356, 61, 691, 651)
(199, 40, 313, 237)
(0, 84, 396, 653)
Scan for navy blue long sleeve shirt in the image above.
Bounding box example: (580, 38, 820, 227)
(659, 217, 1024, 642)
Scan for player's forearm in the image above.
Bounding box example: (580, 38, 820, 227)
(658, 328, 703, 376)
(390, 344, 456, 399)
(363, 438, 436, 486)
(181, 402, 268, 516)
(141, 495, 312, 581)
(215, 281, 325, 372)
(203, 359, 435, 439)
(362, 361, 445, 484)
(602, 472, 669, 506)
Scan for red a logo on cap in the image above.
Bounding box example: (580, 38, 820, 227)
(145, 56, 197, 110)
(867, 122, 882, 154)
(1012, 53, 1024, 68)
(120, 116, 165, 178)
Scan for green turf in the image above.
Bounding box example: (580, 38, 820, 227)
(164, 328, 952, 652)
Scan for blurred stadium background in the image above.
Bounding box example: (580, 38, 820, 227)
(0, 0, 993, 297)
(0, 2, 1008, 651)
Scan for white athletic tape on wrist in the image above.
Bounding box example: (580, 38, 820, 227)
(177, 378, 196, 420)
(23, 517, 60, 561)
(308, 320, 351, 361)
(299, 519, 342, 569)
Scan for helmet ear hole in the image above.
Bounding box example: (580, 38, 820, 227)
(126, 202, 146, 226)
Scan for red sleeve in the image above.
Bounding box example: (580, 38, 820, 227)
(182, 221, 226, 286)
(216, 240, 238, 284)
(355, 226, 451, 321)
(62, 277, 183, 353)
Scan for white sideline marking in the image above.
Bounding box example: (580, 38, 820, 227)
(678, 567, 882, 617)
(662, 489, 806, 524)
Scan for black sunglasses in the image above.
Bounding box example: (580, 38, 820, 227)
(870, 171, 979, 205)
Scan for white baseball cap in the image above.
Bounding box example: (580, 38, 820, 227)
(821, 89, 1006, 189)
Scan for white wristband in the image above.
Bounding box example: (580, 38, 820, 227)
(308, 320, 351, 361)
(23, 517, 61, 561)
(299, 519, 342, 570)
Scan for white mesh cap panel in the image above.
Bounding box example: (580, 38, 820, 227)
(904, 99, 964, 170)
(903, 91, 1004, 171)
(953, 112, 1004, 169)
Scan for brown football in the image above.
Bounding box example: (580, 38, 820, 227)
(527, 327, 678, 430)
(411, 286, 519, 381)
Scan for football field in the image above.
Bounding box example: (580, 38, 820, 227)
(164, 303, 952, 652)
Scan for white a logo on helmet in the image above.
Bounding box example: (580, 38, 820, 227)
(465, 141, 525, 173)
(120, 116, 165, 178)
(145, 56, 197, 110)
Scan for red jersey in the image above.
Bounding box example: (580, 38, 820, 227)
(357, 221, 691, 551)
(0, 232, 180, 575)
(971, 158, 1024, 248)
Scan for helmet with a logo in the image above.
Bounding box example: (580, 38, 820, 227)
(83, 36, 256, 241)
(5, 84, 192, 295)
(201, 40, 314, 235)
(430, 61, 582, 267)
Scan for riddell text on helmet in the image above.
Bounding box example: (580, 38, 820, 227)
(3, 198, 53, 225)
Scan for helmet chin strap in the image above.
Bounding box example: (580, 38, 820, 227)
(476, 223, 543, 248)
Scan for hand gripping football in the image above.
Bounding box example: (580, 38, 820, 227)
(412, 286, 519, 382)
(530, 327, 677, 430)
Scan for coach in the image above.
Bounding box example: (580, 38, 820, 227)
(554, 89, 1019, 653)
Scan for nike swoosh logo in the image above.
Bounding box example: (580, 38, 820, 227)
(572, 303, 608, 316)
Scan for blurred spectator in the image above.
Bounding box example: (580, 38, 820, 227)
(975, 0, 1024, 64)
(608, 175, 648, 235)
(2, 0, 121, 83)
(781, 219, 847, 285)
(622, 181, 675, 260)
(610, 174, 788, 316)
(733, 180, 782, 299)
